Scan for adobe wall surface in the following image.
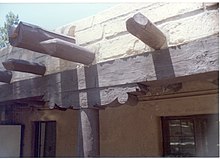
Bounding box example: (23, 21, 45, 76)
(11, 109, 78, 157)
(99, 79, 218, 157)
(0, 2, 218, 83)
(99, 94, 218, 157)
(10, 79, 218, 157)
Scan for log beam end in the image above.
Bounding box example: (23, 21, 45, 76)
(126, 12, 167, 50)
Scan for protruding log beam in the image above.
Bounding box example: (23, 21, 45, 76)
(2, 59, 46, 75)
(40, 38, 95, 65)
(0, 70, 12, 83)
(8, 22, 95, 65)
(126, 12, 166, 50)
(9, 21, 75, 48)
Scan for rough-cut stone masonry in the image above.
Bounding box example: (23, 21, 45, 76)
(0, 2, 218, 83)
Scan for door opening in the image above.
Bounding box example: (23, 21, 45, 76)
(32, 121, 56, 157)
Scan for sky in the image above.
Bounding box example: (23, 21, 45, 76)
(0, 3, 117, 30)
(0, 1, 203, 31)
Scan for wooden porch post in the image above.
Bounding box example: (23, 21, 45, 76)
(77, 108, 100, 157)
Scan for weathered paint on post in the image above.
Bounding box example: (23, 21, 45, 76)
(77, 108, 100, 157)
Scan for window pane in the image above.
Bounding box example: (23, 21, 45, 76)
(169, 136, 196, 156)
(170, 137, 181, 155)
(170, 137, 181, 146)
(181, 120, 194, 136)
(180, 137, 196, 156)
(169, 120, 181, 136)
(170, 145, 180, 156)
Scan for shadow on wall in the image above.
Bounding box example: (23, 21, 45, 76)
(152, 48, 175, 80)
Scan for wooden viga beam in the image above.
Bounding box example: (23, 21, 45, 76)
(8, 21, 95, 65)
(126, 12, 166, 50)
(2, 59, 46, 75)
(0, 70, 12, 83)
(40, 38, 95, 65)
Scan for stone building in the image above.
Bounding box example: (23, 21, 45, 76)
(0, 2, 219, 157)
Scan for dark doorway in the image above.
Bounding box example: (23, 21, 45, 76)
(162, 114, 219, 157)
(32, 121, 56, 157)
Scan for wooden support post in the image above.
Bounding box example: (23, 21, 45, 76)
(8, 22, 95, 65)
(77, 108, 100, 157)
(0, 70, 12, 83)
(40, 39, 95, 65)
(126, 12, 166, 50)
(2, 59, 46, 75)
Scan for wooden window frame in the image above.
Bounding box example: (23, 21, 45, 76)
(161, 114, 219, 157)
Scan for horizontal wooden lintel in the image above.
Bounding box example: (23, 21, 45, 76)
(0, 34, 218, 108)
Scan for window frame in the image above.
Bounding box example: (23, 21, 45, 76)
(161, 114, 219, 157)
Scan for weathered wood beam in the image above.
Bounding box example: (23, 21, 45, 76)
(139, 71, 219, 87)
(137, 83, 149, 94)
(210, 78, 219, 86)
(2, 59, 46, 75)
(135, 82, 183, 97)
(138, 89, 218, 101)
(0, 34, 218, 108)
(9, 22, 75, 49)
(0, 70, 12, 83)
(40, 38, 95, 65)
(0, 95, 44, 106)
(77, 109, 100, 157)
(126, 12, 166, 50)
(8, 22, 95, 65)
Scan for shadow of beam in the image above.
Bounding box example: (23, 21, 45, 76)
(152, 48, 175, 80)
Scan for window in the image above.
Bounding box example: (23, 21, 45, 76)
(32, 121, 56, 157)
(162, 114, 219, 157)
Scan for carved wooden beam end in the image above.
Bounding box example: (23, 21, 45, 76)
(0, 70, 12, 83)
(126, 12, 166, 50)
(2, 59, 46, 75)
(137, 82, 183, 96)
(102, 92, 138, 108)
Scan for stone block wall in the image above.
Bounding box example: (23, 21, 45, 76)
(56, 2, 218, 63)
(0, 2, 218, 83)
